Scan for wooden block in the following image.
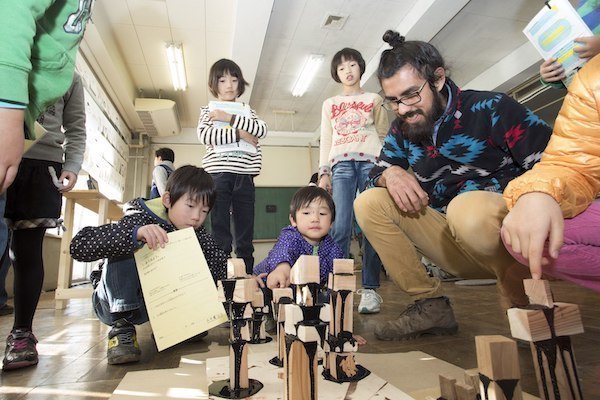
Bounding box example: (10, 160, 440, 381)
(475, 335, 522, 400)
(524, 279, 554, 308)
(290, 255, 320, 285)
(455, 382, 477, 400)
(319, 303, 331, 323)
(463, 369, 480, 395)
(285, 339, 318, 400)
(296, 284, 315, 306)
(230, 319, 251, 341)
(530, 340, 583, 400)
(232, 278, 258, 303)
(296, 325, 320, 343)
(227, 258, 247, 279)
(331, 274, 356, 292)
(229, 341, 249, 389)
(272, 287, 294, 303)
(507, 303, 584, 342)
(439, 374, 457, 400)
(252, 289, 265, 307)
(330, 290, 353, 336)
(332, 258, 354, 274)
(327, 352, 358, 380)
(284, 304, 304, 335)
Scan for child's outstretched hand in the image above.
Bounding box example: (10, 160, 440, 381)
(251, 273, 268, 288)
(267, 263, 291, 289)
(137, 224, 169, 250)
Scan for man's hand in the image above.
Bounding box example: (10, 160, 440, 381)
(539, 58, 565, 83)
(318, 174, 332, 193)
(266, 263, 291, 289)
(574, 35, 600, 60)
(380, 166, 429, 213)
(137, 224, 169, 250)
(0, 108, 25, 193)
(502, 192, 564, 279)
(238, 129, 258, 146)
(58, 170, 78, 193)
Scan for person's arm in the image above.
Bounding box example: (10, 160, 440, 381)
(152, 165, 169, 196)
(502, 57, 600, 276)
(492, 94, 553, 172)
(70, 202, 156, 261)
(231, 108, 267, 139)
(0, 108, 24, 192)
(253, 228, 300, 285)
(318, 99, 334, 192)
(197, 106, 238, 145)
(60, 73, 86, 192)
(196, 227, 228, 283)
(365, 126, 428, 212)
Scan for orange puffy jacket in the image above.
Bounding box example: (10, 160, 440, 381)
(503, 54, 600, 218)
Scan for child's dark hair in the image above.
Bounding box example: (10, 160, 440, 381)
(208, 59, 249, 98)
(155, 147, 175, 162)
(331, 48, 366, 82)
(290, 186, 336, 222)
(165, 165, 216, 209)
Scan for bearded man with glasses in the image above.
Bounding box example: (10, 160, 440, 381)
(354, 30, 553, 341)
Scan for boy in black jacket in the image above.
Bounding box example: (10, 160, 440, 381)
(71, 165, 227, 364)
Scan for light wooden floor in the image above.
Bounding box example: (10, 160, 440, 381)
(0, 275, 598, 399)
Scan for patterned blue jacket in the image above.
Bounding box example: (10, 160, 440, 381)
(368, 79, 552, 212)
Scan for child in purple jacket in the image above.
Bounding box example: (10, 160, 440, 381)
(254, 186, 343, 288)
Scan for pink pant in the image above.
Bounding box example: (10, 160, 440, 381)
(503, 201, 600, 293)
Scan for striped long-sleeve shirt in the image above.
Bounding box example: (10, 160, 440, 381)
(197, 104, 267, 175)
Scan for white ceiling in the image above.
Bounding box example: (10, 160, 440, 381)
(80, 0, 554, 145)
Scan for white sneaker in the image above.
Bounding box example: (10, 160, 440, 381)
(357, 289, 383, 314)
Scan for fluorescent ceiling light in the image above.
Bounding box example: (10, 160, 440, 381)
(292, 54, 324, 97)
(166, 43, 187, 91)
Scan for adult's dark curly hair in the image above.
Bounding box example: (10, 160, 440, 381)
(378, 29, 446, 86)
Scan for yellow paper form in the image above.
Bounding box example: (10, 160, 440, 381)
(134, 227, 228, 351)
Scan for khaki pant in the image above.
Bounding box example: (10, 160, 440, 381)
(354, 188, 528, 304)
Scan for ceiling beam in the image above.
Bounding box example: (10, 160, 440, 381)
(231, 0, 275, 104)
(361, 0, 470, 94)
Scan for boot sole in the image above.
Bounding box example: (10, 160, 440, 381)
(2, 359, 38, 371)
(375, 325, 458, 341)
(107, 352, 141, 365)
(358, 307, 380, 314)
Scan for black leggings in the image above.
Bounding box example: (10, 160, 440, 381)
(11, 228, 46, 331)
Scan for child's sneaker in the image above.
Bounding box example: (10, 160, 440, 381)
(357, 289, 383, 314)
(2, 328, 39, 370)
(107, 319, 141, 365)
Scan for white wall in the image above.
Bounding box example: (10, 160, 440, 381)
(134, 139, 320, 197)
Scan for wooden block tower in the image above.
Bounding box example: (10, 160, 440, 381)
(323, 258, 370, 382)
(475, 335, 523, 400)
(507, 279, 584, 400)
(269, 287, 294, 367)
(283, 255, 329, 400)
(209, 259, 263, 398)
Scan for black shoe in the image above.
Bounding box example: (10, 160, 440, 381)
(0, 303, 14, 316)
(3, 328, 39, 370)
(107, 319, 141, 365)
(374, 296, 458, 341)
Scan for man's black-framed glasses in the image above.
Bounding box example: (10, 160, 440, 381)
(382, 81, 427, 111)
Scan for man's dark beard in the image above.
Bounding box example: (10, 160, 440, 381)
(399, 91, 445, 145)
